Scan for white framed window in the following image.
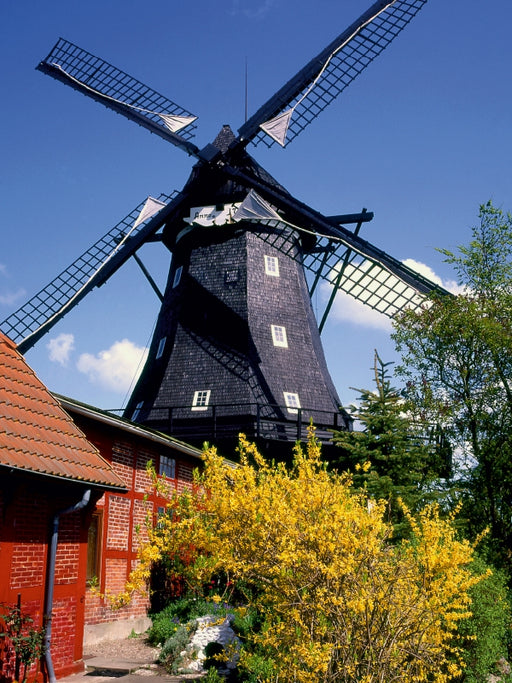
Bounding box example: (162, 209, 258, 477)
(271, 324, 288, 348)
(283, 392, 301, 414)
(173, 266, 183, 288)
(156, 337, 166, 359)
(159, 455, 176, 479)
(264, 255, 280, 277)
(192, 389, 211, 411)
(131, 401, 143, 421)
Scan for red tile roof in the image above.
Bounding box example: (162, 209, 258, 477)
(0, 333, 126, 489)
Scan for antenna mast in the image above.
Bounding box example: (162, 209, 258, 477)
(244, 57, 248, 122)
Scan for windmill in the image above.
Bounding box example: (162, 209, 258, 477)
(1, 0, 445, 454)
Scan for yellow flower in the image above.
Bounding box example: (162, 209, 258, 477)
(104, 431, 487, 683)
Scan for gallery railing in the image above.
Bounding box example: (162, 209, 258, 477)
(140, 401, 350, 445)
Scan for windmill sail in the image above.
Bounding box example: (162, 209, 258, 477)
(233, 190, 282, 222)
(37, 38, 200, 156)
(237, 0, 428, 148)
(0, 193, 181, 353)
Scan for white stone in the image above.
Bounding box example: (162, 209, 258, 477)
(178, 614, 240, 674)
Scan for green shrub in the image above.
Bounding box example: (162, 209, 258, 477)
(457, 557, 511, 682)
(204, 668, 226, 682)
(231, 606, 262, 642)
(151, 596, 240, 676)
(158, 623, 196, 674)
(237, 649, 278, 683)
(147, 606, 180, 646)
(148, 597, 215, 645)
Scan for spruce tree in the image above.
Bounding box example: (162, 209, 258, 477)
(333, 351, 448, 533)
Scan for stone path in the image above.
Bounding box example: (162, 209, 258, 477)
(59, 654, 204, 683)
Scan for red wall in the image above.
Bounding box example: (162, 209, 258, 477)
(0, 480, 92, 682)
(67, 417, 197, 630)
(0, 415, 200, 683)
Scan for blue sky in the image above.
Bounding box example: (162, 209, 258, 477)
(1, 0, 511, 412)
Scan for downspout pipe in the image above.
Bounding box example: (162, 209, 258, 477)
(44, 488, 92, 683)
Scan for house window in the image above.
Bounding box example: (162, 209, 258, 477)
(86, 510, 102, 584)
(192, 390, 211, 411)
(156, 337, 166, 359)
(159, 455, 176, 479)
(156, 505, 175, 529)
(156, 506, 166, 529)
(271, 324, 288, 348)
(131, 401, 143, 421)
(173, 266, 183, 288)
(283, 392, 301, 414)
(264, 255, 279, 277)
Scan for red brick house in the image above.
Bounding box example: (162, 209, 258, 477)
(0, 333, 203, 681)
(0, 332, 126, 682)
(56, 395, 203, 645)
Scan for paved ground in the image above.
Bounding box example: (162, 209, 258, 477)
(59, 653, 204, 683)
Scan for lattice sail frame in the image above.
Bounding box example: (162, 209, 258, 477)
(304, 236, 425, 316)
(244, 0, 427, 148)
(2, 193, 176, 349)
(38, 38, 198, 145)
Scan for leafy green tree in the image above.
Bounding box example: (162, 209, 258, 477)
(392, 201, 512, 573)
(333, 350, 449, 534)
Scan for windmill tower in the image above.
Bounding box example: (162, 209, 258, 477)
(1, 0, 444, 455)
(123, 124, 349, 451)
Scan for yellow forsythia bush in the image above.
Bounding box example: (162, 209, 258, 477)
(126, 427, 487, 683)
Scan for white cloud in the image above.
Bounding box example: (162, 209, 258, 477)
(401, 258, 463, 295)
(0, 264, 26, 307)
(76, 339, 148, 393)
(325, 285, 393, 331)
(47, 333, 75, 366)
(0, 288, 26, 307)
(229, 0, 275, 19)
